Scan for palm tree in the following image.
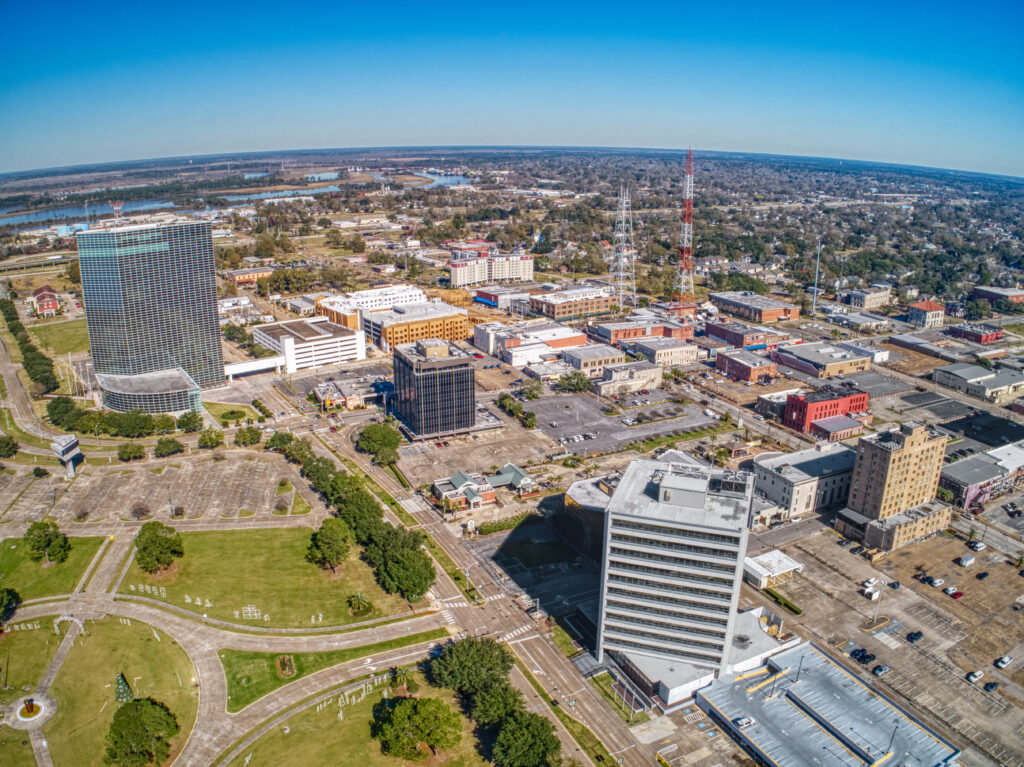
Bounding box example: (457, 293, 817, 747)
(391, 665, 412, 694)
(347, 592, 371, 615)
(969, 527, 978, 541)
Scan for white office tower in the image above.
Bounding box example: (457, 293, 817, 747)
(597, 458, 754, 708)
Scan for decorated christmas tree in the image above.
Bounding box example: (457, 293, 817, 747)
(114, 673, 134, 704)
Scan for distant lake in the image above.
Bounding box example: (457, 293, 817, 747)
(0, 199, 176, 227)
(244, 172, 270, 179)
(221, 185, 342, 202)
(306, 172, 339, 181)
(421, 173, 472, 188)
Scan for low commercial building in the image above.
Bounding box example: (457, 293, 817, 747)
(773, 342, 871, 378)
(708, 291, 800, 323)
(972, 285, 1024, 304)
(948, 323, 1004, 344)
(251, 317, 366, 373)
(889, 330, 1005, 363)
(705, 320, 790, 351)
(844, 286, 891, 310)
(933, 362, 1024, 402)
(859, 500, 952, 551)
(362, 301, 469, 350)
(472, 286, 531, 310)
(908, 300, 946, 328)
(782, 386, 869, 433)
(31, 285, 60, 316)
(529, 287, 614, 319)
(939, 440, 1024, 508)
(593, 360, 662, 397)
(691, 336, 733, 361)
(838, 339, 889, 363)
(809, 414, 865, 442)
(696, 642, 961, 767)
(487, 463, 537, 498)
(753, 443, 856, 523)
(594, 319, 695, 345)
(755, 388, 803, 421)
(715, 350, 776, 382)
(473, 319, 587, 365)
(227, 267, 273, 285)
(627, 337, 699, 368)
(562, 344, 627, 378)
(742, 550, 804, 589)
(432, 471, 496, 512)
(828, 311, 889, 331)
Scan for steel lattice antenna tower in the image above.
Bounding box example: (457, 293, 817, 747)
(673, 148, 697, 317)
(608, 186, 637, 310)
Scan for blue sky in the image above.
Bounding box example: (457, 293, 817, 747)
(1, 1, 1022, 176)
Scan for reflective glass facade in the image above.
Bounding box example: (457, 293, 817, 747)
(393, 344, 474, 437)
(77, 223, 224, 411)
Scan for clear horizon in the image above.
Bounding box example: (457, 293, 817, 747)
(1, 0, 1022, 177)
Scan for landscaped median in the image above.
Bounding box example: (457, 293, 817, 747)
(763, 587, 803, 615)
(218, 627, 449, 712)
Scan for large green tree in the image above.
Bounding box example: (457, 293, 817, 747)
(134, 521, 184, 574)
(470, 679, 524, 727)
(430, 637, 514, 697)
(0, 587, 22, 623)
(197, 427, 224, 449)
(358, 423, 402, 465)
(492, 711, 561, 767)
(0, 434, 18, 458)
(153, 438, 184, 458)
(234, 426, 262, 446)
(308, 518, 351, 573)
(104, 697, 180, 767)
(176, 411, 203, 432)
(25, 520, 70, 564)
(557, 371, 591, 393)
(117, 443, 144, 462)
(371, 696, 462, 760)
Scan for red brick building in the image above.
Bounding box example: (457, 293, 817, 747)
(705, 320, 790, 350)
(783, 386, 869, 433)
(594, 320, 695, 345)
(31, 286, 59, 317)
(715, 349, 777, 382)
(947, 323, 1004, 344)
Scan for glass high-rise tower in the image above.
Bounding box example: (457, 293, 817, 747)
(393, 339, 474, 437)
(76, 222, 224, 412)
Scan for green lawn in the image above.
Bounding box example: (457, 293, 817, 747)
(43, 617, 199, 767)
(118, 529, 408, 627)
(291, 492, 311, 515)
(0, 624, 63, 706)
(204, 401, 258, 422)
(589, 672, 650, 725)
(28, 319, 90, 355)
(224, 669, 484, 767)
(0, 536, 104, 600)
(219, 627, 448, 712)
(0, 734, 35, 767)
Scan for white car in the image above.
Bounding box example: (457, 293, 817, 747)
(943, 585, 957, 596)
(995, 656, 1013, 669)
(931, 578, 944, 588)
(968, 541, 987, 551)
(967, 670, 984, 683)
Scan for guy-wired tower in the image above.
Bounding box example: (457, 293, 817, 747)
(671, 148, 697, 318)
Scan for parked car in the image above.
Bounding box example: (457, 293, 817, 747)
(733, 717, 755, 729)
(984, 682, 1000, 692)
(931, 578, 944, 588)
(968, 541, 987, 552)
(976, 572, 990, 580)
(952, 591, 963, 599)
(995, 656, 1013, 669)
(943, 585, 957, 595)
(872, 664, 890, 677)
(907, 631, 924, 643)
(890, 581, 901, 590)
(837, 539, 851, 547)
(967, 670, 984, 683)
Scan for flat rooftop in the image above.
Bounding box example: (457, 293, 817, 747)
(563, 344, 622, 360)
(628, 337, 693, 350)
(719, 349, 774, 367)
(369, 302, 467, 325)
(698, 642, 960, 767)
(607, 458, 752, 531)
(96, 367, 199, 395)
(811, 414, 864, 433)
(710, 291, 797, 311)
(257, 318, 353, 342)
(776, 342, 870, 368)
(754, 444, 856, 482)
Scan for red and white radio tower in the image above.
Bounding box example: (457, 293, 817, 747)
(672, 148, 697, 318)
(111, 200, 124, 220)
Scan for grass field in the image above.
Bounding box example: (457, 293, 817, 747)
(0, 624, 63, 706)
(0, 734, 35, 767)
(44, 617, 199, 767)
(224, 669, 484, 766)
(28, 319, 90, 355)
(204, 401, 258, 423)
(219, 627, 448, 712)
(118, 528, 408, 627)
(0, 536, 103, 600)
(590, 672, 650, 725)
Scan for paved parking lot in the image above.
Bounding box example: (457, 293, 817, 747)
(756, 530, 1024, 767)
(529, 393, 717, 456)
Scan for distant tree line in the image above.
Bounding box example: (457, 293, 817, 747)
(0, 298, 57, 393)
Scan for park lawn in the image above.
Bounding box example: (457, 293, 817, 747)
(0, 732, 35, 767)
(204, 401, 258, 422)
(290, 492, 311, 515)
(219, 627, 448, 713)
(28, 319, 90, 355)
(224, 669, 485, 767)
(0, 624, 63, 706)
(589, 672, 650, 725)
(118, 528, 408, 628)
(43, 617, 199, 767)
(0, 536, 103, 600)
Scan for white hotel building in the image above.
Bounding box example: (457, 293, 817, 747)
(449, 253, 534, 288)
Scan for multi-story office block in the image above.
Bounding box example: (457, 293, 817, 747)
(76, 222, 224, 412)
(836, 422, 949, 552)
(393, 339, 475, 438)
(597, 457, 754, 706)
(251, 317, 366, 372)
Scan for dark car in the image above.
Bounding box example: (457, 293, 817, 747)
(862, 653, 876, 664)
(838, 539, 851, 547)
(977, 572, 990, 580)
(984, 681, 1000, 692)
(907, 631, 924, 643)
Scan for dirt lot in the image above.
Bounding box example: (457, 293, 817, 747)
(878, 343, 947, 375)
(744, 529, 1024, 766)
(694, 373, 801, 406)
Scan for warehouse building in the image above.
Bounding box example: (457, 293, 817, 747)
(593, 360, 663, 397)
(773, 342, 871, 378)
(594, 318, 695, 345)
(715, 349, 777, 382)
(947, 323, 1004, 344)
(705, 320, 790, 351)
(562, 344, 627, 378)
(709, 291, 800, 323)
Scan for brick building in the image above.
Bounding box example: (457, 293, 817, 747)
(708, 291, 800, 323)
(30, 285, 60, 317)
(783, 387, 869, 433)
(947, 323, 1004, 344)
(594, 319, 695, 345)
(715, 349, 777, 382)
(704, 320, 790, 350)
(773, 342, 871, 378)
(530, 288, 614, 320)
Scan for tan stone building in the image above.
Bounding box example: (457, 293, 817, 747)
(562, 344, 626, 378)
(836, 422, 950, 553)
(362, 302, 469, 350)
